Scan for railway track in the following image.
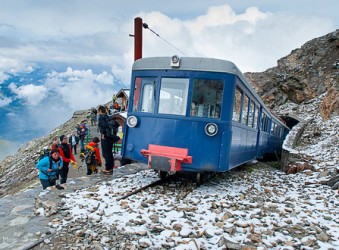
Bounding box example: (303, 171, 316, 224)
(116, 179, 164, 201)
(116, 174, 199, 202)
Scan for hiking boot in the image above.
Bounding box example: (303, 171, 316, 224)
(102, 171, 113, 175)
(55, 184, 65, 190)
(101, 169, 113, 175)
(102, 169, 113, 173)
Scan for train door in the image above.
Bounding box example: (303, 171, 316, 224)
(188, 78, 227, 171)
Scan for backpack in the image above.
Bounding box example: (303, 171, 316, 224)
(79, 123, 89, 135)
(84, 145, 97, 166)
(105, 116, 120, 142)
(35, 148, 51, 164)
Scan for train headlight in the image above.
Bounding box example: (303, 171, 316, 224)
(127, 116, 138, 128)
(170, 55, 180, 68)
(205, 123, 218, 136)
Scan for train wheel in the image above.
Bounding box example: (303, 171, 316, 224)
(120, 157, 132, 166)
(158, 170, 167, 180)
(205, 172, 213, 180)
(196, 172, 210, 185)
(196, 173, 202, 185)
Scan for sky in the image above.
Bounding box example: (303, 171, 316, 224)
(0, 0, 338, 160)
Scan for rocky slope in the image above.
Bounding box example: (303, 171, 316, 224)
(245, 29, 339, 119)
(0, 30, 338, 198)
(0, 110, 88, 197)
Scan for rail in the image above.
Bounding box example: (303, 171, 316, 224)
(116, 179, 164, 201)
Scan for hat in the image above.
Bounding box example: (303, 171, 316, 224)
(92, 137, 100, 143)
(51, 148, 60, 155)
(60, 135, 66, 141)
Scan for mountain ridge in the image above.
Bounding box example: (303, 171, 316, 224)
(245, 29, 338, 119)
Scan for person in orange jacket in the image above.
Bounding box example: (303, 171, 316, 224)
(85, 137, 102, 175)
(58, 135, 76, 184)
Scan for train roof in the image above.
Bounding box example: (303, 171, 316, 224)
(133, 56, 241, 74)
(132, 56, 287, 128)
(133, 56, 259, 100)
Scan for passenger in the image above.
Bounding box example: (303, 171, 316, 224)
(113, 101, 121, 112)
(98, 105, 116, 174)
(50, 136, 59, 150)
(58, 135, 77, 184)
(90, 109, 97, 126)
(85, 111, 91, 120)
(68, 132, 79, 155)
(76, 123, 87, 152)
(105, 106, 109, 115)
(36, 148, 63, 190)
(50, 136, 61, 181)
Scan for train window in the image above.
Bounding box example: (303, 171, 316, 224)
(248, 101, 254, 127)
(266, 115, 270, 132)
(141, 81, 156, 112)
(278, 126, 282, 137)
(253, 105, 258, 129)
(232, 87, 242, 122)
(132, 77, 141, 111)
(158, 78, 189, 115)
(191, 79, 223, 119)
(257, 109, 261, 129)
(271, 122, 276, 135)
(241, 95, 249, 125)
(267, 118, 272, 133)
(132, 77, 156, 112)
(261, 113, 265, 131)
(262, 113, 269, 132)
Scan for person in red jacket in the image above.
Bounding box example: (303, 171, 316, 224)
(85, 137, 102, 175)
(58, 135, 76, 184)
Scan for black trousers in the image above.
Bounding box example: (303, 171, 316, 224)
(72, 144, 77, 155)
(40, 179, 56, 190)
(101, 137, 114, 171)
(59, 162, 69, 184)
(87, 164, 98, 175)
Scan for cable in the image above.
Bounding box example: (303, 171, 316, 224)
(143, 22, 189, 57)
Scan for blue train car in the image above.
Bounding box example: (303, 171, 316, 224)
(122, 56, 289, 180)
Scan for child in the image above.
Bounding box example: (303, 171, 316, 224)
(82, 137, 102, 175)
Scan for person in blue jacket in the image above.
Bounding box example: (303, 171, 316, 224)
(36, 148, 63, 190)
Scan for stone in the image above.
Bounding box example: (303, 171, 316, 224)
(316, 232, 330, 242)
